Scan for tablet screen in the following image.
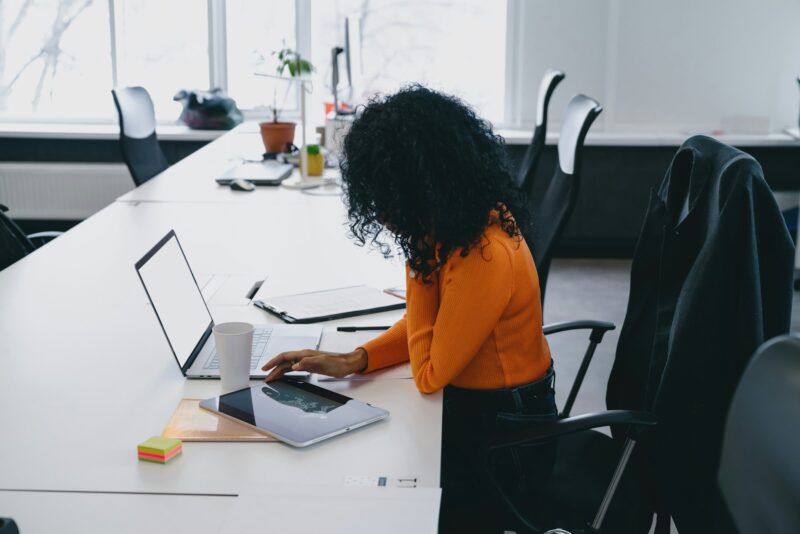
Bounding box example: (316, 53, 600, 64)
(201, 377, 388, 446)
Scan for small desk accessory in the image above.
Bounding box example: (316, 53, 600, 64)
(137, 436, 182, 464)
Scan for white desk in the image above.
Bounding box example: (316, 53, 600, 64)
(0, 491, 234, 534)
(0, 487, 440, 534)
(117, 125, 341, 205)
(499, 127, 800, 147)
(0, 135, 442, 529)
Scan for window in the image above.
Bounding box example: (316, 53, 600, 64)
(0, 0, 509, 125)
(0, 0, 113, 120)
(309, 0, 507, 126)
(225, 0, 296, 113)
(113, 0, 210, 120)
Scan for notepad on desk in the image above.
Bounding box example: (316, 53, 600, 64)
(316, 328, 413, 381)
(254, 285, 405, 324)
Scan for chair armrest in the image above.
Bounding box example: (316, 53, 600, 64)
(486, 410, 657, 452)
(27, 231, 63, 246)
(543, 320, 616, 343)
(543, 320, 616, 417)
(27, 231, 63, 240)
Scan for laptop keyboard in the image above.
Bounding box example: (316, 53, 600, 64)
(204, 328, 273, 370)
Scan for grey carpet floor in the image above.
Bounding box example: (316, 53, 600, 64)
(544, 258, 800, 414)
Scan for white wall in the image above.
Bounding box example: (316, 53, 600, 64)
(512, 0, 800, 133)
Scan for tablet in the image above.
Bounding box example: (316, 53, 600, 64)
(199, 377, 389, 447)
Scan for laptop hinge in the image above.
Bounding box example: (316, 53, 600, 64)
(184, 324, 214, 374)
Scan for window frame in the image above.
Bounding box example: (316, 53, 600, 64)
(2, 0, 513, 127)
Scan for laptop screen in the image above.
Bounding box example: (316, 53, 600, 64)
(136, 232, 212, 368)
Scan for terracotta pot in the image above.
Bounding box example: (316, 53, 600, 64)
(259, 122, 296, 153)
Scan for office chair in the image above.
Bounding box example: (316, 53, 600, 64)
(524, 94, 602, 304)
(0, 204, 61, 271)
(485, 136, 791, 534)
(111, 86, 170, 186)
(718, 335, 800, 533)
(0, 518, 19, 534)
(517, 69, 565, 193)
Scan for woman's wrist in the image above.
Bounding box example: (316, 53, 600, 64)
(346, 348, 368, 374)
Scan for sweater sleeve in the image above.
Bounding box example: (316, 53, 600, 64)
(407, 242, 514, 393)
(360, 315, 410, 372)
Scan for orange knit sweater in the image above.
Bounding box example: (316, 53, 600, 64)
(361, 223, 551, 394)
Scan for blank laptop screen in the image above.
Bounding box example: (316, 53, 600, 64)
(137, 235, 212, 367)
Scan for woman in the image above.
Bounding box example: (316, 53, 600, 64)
(263, 85, 555, 531)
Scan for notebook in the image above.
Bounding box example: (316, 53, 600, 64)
(254, 285, 406, 324)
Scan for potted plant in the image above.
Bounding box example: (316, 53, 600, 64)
(259, 48, 314, 154)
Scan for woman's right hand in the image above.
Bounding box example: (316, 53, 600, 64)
(261, 348, 368, 382)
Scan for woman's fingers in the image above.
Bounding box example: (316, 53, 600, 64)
(291, 355, 327, 374)
(264, 360, 293, 382)
(262, 350, 312, 371)
(293, 354, 350, 378)
(262, 350, 352, 380)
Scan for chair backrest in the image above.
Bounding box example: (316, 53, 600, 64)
(524, 94, 602, 303)
(517, 69, 565, 192)
(0, 204, 35, 271)
(111, 86, 169, 186)
(718, 335, 800, 533)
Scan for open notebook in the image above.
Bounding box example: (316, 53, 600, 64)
(254, 285, 405, 324)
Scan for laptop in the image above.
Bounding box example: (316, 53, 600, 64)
(215, 161, 293, 186)
(135, 230, 322, 379)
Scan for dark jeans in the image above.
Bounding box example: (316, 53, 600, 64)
(439, 366, 558, 533)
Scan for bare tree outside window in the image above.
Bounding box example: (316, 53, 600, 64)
(310, 0, 506, 126)
(0, 0, 111, 119)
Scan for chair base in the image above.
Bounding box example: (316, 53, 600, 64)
(498, 430, 655, 534)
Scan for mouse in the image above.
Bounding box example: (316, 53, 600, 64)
(229, 179, 255, 192)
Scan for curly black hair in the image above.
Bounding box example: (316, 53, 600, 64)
(340, 85, 529, 280)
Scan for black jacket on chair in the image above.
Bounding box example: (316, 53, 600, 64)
(607, 135, 794, 532)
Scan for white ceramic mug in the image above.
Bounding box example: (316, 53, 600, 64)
(213, 322, 254, 393)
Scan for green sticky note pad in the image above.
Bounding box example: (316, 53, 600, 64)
(138, 436, 182, 454)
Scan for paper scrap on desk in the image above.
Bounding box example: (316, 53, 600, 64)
(319, 329, 383, 354)
(318, 362, 413, 382)
(317, 329, 413, 381)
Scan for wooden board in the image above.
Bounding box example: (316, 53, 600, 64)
(162, 399, 276, 442)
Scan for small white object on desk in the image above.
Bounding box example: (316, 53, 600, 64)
(213, 321, 255, 393)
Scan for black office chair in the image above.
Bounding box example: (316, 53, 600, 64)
(718, 335, 800, 533)
(0, 518, 19, 534)
(485, 137, 792, 534)
(0, 204, 61, 271)
(517, 69, 565, 193)
(524, 94, 602, 304)
(111, 86, 169, 186)
(796, 75, 799, 130)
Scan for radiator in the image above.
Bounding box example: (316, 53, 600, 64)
(0, 163, 134, 220)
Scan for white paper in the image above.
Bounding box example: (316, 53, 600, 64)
(259, 285, 404, 320)
(319, 329, 383, 354)
(317, 328, 413, 381)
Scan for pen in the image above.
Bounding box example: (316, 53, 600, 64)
(337, 326, 391, 332)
